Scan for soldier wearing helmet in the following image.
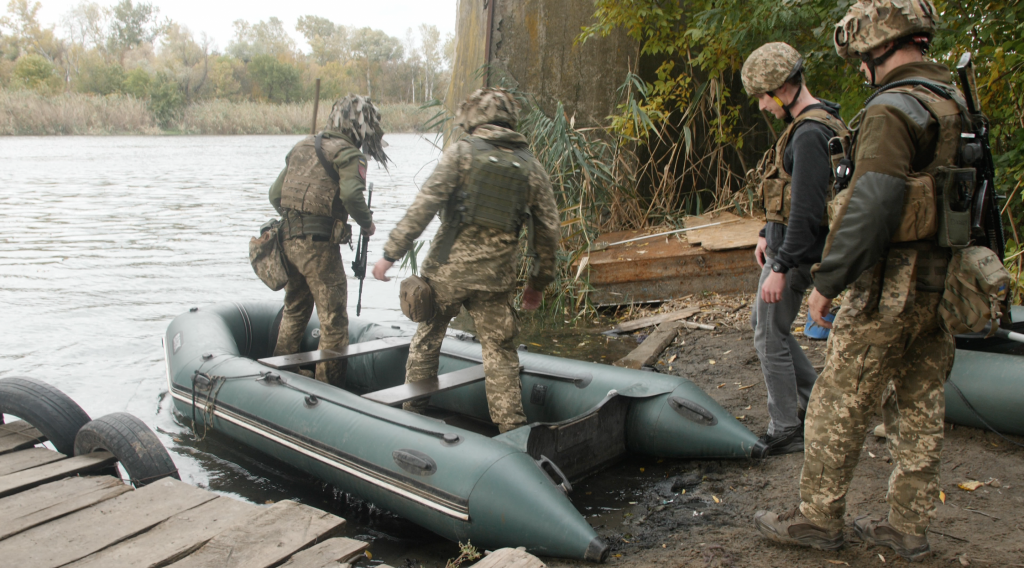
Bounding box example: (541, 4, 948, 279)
(372, 88, 560, 433)
(742, 42, 850, 456)
(755, 1, 961, 561)
(268, 94, 387, 387)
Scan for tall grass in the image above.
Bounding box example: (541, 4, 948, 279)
(0, 89, 435, 135)
(0, 90, 160, 135)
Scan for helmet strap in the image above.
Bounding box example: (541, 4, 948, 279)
(768, 82, 802, 123)
(862, 36, 925, 87)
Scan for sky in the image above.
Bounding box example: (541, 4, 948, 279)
(33, 0, 457, 53)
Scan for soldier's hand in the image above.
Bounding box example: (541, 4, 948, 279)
(755, 236, 767, 268)
(760, 271, 785, 304)
(808, 289, 834, 329)
(372, 258, 394, 281)
(522, 286, 542, 311)
(367, 222, 376, 236)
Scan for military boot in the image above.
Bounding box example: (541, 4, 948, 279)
(754, 506, 844, 551)
(854, 516, 930, 561)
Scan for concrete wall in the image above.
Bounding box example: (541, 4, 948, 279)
(447, 0, 637, 128)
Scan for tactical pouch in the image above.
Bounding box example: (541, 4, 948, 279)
(330, 220, 352, 245)
(399, 275, 436, 323)
(891, 173, 938, 243)
(938, 246, 1011, 335)
(934, 166, 976, 249)
(878, 248, 918, 316)
(249, 219, 289, 291)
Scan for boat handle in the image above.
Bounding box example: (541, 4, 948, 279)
(535, 455, 572, 495)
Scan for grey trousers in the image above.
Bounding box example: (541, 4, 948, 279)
(751, 250, 818, 436)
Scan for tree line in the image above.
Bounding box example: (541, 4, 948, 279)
(0, 0, 453, 125)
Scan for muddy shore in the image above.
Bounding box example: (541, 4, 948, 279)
(533, 295, 1024, 568)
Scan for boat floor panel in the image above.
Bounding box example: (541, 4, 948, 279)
(361, 364, 487, 406)
(257, 337, 412, 370)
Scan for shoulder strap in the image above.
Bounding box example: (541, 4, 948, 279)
(314, 133, 340, 183)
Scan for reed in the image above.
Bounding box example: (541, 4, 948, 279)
(0, 89, 159, 135)
(0, 89, 435, 135)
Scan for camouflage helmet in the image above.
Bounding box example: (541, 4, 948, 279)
(834, 0, 940, 59)
(455, 88, 520, 132)
(741, 42, 804, 96)
(327, 94, 389, 164)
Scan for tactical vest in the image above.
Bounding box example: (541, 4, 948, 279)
(433, 137, 535, 264)
(280, 135, 356, 219)
(833, 79, 969, 293)
(754, 109, 850, 226)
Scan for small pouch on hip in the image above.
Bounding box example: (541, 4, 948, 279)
(331, 220, 352, 245)
(400, 275, 436, 323)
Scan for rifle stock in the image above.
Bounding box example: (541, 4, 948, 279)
(353, 182, 373, 316)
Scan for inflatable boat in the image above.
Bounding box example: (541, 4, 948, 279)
(163, 302, 766, 562)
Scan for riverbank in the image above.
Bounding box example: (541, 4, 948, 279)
(0, 90, 434, 135)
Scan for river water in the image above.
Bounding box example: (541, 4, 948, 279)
(0, 134, 460, 559)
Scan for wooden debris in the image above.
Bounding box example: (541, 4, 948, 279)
(471, 547, 546, 568)
(677, 321, 715, 331)
(614, 322, 682, 370)
(613, 307, 699, 333)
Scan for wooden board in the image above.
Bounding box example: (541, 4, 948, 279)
(277, 537, 369, 568)
(0, 451, 116, 498)
(362, 364, 488, 406)
(0, 477, 218, 568)
(167, 500, 346, 568)
(0, 475, 131, 541)
(612, 307, 699, 333)
(67, 496, 255, 568)
(472, 547, 547, 568)
(0, 447, 66, 476)
(684, 212, 762, 251)
(613, 323, 680, 370)
(0, 421, 46, 455)
(258, 337, 412, 370)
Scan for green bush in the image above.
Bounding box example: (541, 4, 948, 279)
(13, 54, 59, 92)
(149, 73, 185, 127)
(77, 62, 126, 96)
(123, 67, 152, 99)
(249, 55, 302, 103)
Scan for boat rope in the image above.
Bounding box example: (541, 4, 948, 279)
(946, 379, 1024, 449)
(190, 370, 264, 442)
(275, 381, 453, 440)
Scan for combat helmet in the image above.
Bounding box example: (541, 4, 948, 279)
(741, 42, 805, 121)
(327, 94, 389, 165)
(834, 0, 940, 85)
(455, 88, 520, 133)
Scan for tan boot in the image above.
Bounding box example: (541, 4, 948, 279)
(754, 506, 844, 551)
(854, 516, 930, 561)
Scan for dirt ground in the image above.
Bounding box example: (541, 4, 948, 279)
(535, 294, 1024, 568)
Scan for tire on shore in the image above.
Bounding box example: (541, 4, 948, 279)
(0, 376, 92, 456)
(74, 412, 180, 487)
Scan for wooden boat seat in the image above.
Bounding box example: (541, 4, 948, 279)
(257, 337, 412, 370)
(362, 364, 488, 406)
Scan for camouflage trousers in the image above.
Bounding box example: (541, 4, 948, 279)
(404, 279, 526, 433)
(799, 286, 953, 536)
(274, 237, 349, 387)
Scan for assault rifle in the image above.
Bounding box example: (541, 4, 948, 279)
(956, 52, 1006, 261)
(352, 182, 373, 316)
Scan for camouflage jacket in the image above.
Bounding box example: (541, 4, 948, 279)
(812, 61, 951, 299)
(383, 125, 560, 292)
(269, 130, 373, 229)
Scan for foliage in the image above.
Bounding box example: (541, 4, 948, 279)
(12, 52, 55, 90)
(582, 0, 1024, 298)
(444, 541, 481, 568)
(148, 71, 182, 126)
(76, 60, 123, 95)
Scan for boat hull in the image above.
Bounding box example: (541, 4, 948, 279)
(946, 349, 1024, 437)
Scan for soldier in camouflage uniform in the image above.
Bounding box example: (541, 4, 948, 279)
(755, 0, 959, 561)
(742, 42, 849, 455)
(371, 88, 560, 433)
(270, 94, 388, 387)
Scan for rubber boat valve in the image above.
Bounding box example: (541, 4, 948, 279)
(585, 537, 611, 563)
(441, 433, 463, 446)
(304, 394, 319, 408)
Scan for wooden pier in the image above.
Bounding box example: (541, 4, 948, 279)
(0, 420, 377, 568)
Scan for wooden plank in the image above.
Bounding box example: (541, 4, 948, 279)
(612, 306, 699, 333)
(0, 476, 130, 541)
(472, 547, 546, 568)
(0, 421, 46, 455)
(258, 337, 412, 370)
(277, 537, 369, 568)
(0, 447, 66, 476)
(685, 212, 762, 251)
(0, 477, 218, 568)
(167, 500, 346, 568)
(614, 323, 680, 370)
(67, 496, 255, 568)
(0, 451, 116, 497)
(362, 364, 488, 406)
